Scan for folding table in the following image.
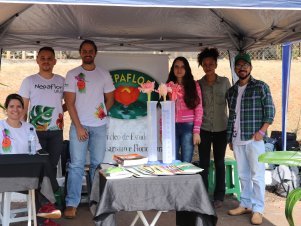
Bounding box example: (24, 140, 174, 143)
(0, 154, 58, 226)
(90, 172, 217, 226)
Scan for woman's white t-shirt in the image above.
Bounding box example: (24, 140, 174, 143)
(0, 120, 42, 154)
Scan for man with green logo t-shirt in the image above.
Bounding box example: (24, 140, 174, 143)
(19, 46, 64, 226)
(19, 47, 65, 176)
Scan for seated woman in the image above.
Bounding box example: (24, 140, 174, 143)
(0, 93, 61, 226)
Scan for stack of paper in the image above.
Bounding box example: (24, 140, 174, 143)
(173, 162, 203, 174)
(103, 162, 203, 179)
(102, 167, 133, 179)
(113, 154, 148, 166)
(139, 165, 174, 176)
(125, 167, 157, 178)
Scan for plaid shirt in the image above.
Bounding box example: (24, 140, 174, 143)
(226, 76, 275, 143)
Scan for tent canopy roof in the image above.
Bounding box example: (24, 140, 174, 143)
(1, 0, 301, 51)
(2, 0, 301, 9)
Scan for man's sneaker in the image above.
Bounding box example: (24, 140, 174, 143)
(37, 203, 61, 219)
(64, 206, 77, 219)
(228, 206, 252, 216)
(42, 219, 61, 226)
(251, 212, 263, 225)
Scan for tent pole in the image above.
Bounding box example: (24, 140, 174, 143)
(227, 50, 238, 85)
(0, 48, 2, 71)
(281, 42, 292, 151)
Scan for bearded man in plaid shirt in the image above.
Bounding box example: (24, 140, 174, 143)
(226, 53, 275, 225)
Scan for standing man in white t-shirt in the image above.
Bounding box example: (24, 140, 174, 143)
(19, 47, 65, 177)
(19, 47, 65, 226)
(63, 40, 115, 219)
(226, 53, 275, 225)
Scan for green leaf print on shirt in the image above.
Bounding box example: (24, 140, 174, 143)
(29, 105, 54, 131)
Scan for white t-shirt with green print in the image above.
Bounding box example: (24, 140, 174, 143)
(19, 74, 65, 131)
(64, 66, 115, 127)
(0, 120, 42, 154)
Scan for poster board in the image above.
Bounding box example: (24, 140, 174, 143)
(95, 53, 169, 163)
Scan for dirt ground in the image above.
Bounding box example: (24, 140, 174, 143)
(10, 190, 301, 226)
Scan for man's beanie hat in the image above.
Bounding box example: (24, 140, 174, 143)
(235, 53, 252, 65)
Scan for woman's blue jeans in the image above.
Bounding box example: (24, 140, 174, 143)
(175, 122, 194, 162)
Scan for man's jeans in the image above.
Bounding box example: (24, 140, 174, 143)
(233, 140, 266, 213)
(65, 123, 106, 207)
(175, 122, 194, 162)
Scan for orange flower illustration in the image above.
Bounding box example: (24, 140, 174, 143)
(95, 103, 106, 119)
(56, 113, 64, 130)
(2, 129, 12, 152)
(75, 73, 86, 93)
(114, 86, 140, 106)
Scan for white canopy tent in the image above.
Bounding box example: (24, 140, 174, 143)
(0, 1, 301, 51)
(0, 0, 299, 149)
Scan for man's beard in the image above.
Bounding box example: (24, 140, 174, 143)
(83, 59, 94, 64)
(41, 65, 52, 72)
(238, 72, 250, 81)
(83, 56, 94, 64)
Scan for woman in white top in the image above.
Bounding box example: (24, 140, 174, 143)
(0, 94, 61, 226)
(0, 93, 41, 154)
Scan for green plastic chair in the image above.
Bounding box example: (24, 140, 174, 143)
(208, 158, 241, 201)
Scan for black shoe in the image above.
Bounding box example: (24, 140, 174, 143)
(213, 200, 223, 208)
(37, 149, 49, 155)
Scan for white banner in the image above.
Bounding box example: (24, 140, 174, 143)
(147, 101, 159, 161)
(95, 53, 169, 163)
(161, 101, 176, 163)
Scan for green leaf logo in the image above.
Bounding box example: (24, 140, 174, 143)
(29, 105, 54, 131)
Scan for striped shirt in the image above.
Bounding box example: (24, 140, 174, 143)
(226, 76, 275, 142)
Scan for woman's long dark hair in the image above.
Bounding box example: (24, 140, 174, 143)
(167, 57, 200, 109)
